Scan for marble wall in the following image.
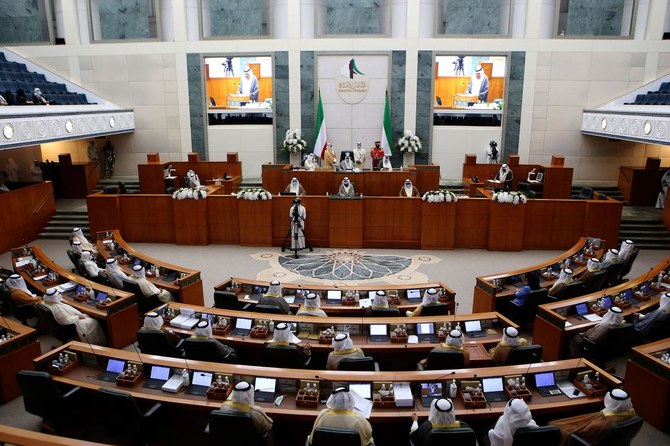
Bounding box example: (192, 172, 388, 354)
(98, 0, 151, 40)
(326, 0, 381, 34)
(210, 0, 264, 36)
(565, 0, 624, 36)
(274, 51, 290, 164)
(390, 50, 406, 165)
(415, 51, 433, 164)
(442, 0, 501, 35)
(300, 51, 315, 152)
(0, 0, 48, 44)
(187, 54, 206, 160)
(503, 51, 525, 156)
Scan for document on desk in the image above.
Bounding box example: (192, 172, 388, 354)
(564, 321, 573, 328)
(351, 389, 373, 419)
(583, 314, 602, 322)
(57, 282, 78, 293)
(407, 335, 419, 344)
(284, 295, 295, 304)
(358, 298, 372, 309)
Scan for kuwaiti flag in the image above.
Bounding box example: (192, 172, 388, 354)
(313, 91, 328, 159)
(381, 90, 392, 155)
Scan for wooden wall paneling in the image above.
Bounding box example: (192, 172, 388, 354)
(138, 164, 166, 194)
(0, 183, 55, 253)
(105, 304, 140, 349)
(410, 165, 441, 194)
(207, 196, 240, 244)
(86, 193, 120, 237)
(532, 314, 566, 361)
(301, 196, 330, 247)
(362, 198, 395, 247)
(144, 196, 175, 243)
(521, 200, 556, 249)
(549, 201, 586, 249)
(617, 166, 633, 203)
(488, 202, 526, 251)
(261, 163, 289, 194)
(472, 285, 496, 313)
(119, 196, 153, 242)
(329, 199, 363, 248)
(420, 201, 456, 249)
(454, 199, 489, 248)
(271, 196, 293, 246)
(583, 199, 623, 246)
(542, 167, 573, 199)
(392, 198, 422, 248)
(624, 359, 670, 431)
(238, 200, 272, 246)
(173, 198, 208, 245)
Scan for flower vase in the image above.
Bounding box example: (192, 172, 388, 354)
(290, 152, 302, 168)
(403, 152, 415, 168)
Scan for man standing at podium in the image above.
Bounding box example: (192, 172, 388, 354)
(238, 66, 259, 102)
(465, 65, 489, 102)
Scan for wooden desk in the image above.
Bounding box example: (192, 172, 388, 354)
(618, 166, 667, 206)
(463, 162, 573, 199)
(624, 339, 670, 431)
(0, 181, 55, 254)
(95, 230, 204, 306)
(0, 318, 40, 403)
(473, 237, 605, 313)
(533, 258, 670, 361)
(138, 157, 242, 195)
(10, 245, 138, 349)
(0, 425, 109, 446)
(59, 162, 99, 199)
(36, 341, 619, 422)
(155, 302, 513, 370)
(215, 278, 456, 316)
(261, 163, 440, 196)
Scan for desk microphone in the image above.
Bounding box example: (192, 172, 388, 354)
(80, 332, 97, 356)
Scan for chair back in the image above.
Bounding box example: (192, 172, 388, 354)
(506, 344, 543, 365)
(183, 337, 232, 363)
(137, 329, 182, 358)
(604, 263, 626, 287)
(213, 290, 240, 310)
(337, 356, 376, 371)
(0, 284, 37, 325)
(618, 248, 639, 280)
(578, 187, 593, 199)
(425, 349, 465, 370)
(582, 270, 608, 295)
(420, 303, 449, 316)
(121, 278, 143, 298)
(263, 343, 305, 368)
(209, 409, 267, 446)
(569, 416, 643, 446)
(310, 427, 360, 446)
(97, 388, 144, 434)
(370, 307, 400, 317)
(427, 427, 477, 446)
(512, 425, 561, 445)
(561, 281, 585, 299)
(583, 324, 634, 364)
(66, 249, 80, 269)
(35, 302, 77, 343)
(254, 304, 284, 314)
(16, 370, 65, 418)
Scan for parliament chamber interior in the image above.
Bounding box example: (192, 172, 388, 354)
(1, 1, 670, 445)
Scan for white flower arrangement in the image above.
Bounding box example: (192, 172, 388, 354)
(172, 186, 207, 200)
(236, 187, 273, 201)
(396, 129, 422, 153)
(421, 190, 458, 203)
(282, 129, 307, 154)
(492, 191, 528, 205)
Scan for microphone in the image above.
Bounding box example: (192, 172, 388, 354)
(80, 332, 97, 356)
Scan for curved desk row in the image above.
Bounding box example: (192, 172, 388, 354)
(0, 424, 109, 446)
(10, 245, 138, 349)
(0, 318, 40, 403)
(96, 229, 204, 306)
(473, 237, 605, 313)
(155, 302, 516, 370)
(35, 341, 620, 422)
(533, 258, 670, 361)
(215, 277, 456, 316)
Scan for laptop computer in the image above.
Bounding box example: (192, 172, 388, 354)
(535, 371, 563, 396)
(96, 358, 125, 382)
(349, 383, 372, 400)
(601, 296, 612, 309)
(95, 291, 107, 302)
(482, 377, 508, 402)
(326, 290, 342, 304)
(254, 377, 276, 402)
(231, 317, 253, 336)
(406, 289, 422, 302)
(143, 365, 171, 389)
(575, 303, 589, 317)
(368, 324, 389, 342)
(420, 382, 443, 407)
(416, 323, 438, 343)
(464, 320, 486, 338)
(185, 371, 213, 396)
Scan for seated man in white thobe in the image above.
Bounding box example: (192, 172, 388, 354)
(105, 258, 129, 289)
(43, 288, 107, 345)
(130, 265, 172, 303)
(80, 251, 100, 278)
(72, 227, 99, 256)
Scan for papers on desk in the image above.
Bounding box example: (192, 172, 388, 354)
(33, 274, 47, 281)
(284, 295, 295, 304)
(358, 298, 372, 309)
(583, 314, 602, 322)
(350, 388, 373, 419)
(57, 282, 78, 293)
(407, 335, 419, 344)
(564, 321, 573, 328)
(290, 333, 302, 344)
(557, 381, 585, 399)
(393, 382, 414, 407)
(15, 259, 33, 268)
(170, 311, 200, 329)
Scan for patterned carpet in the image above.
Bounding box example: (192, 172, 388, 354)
(252, 249, 442, 285)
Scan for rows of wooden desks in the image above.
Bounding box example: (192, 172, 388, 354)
(215, 277, 456, 316)
(156, 302, 515, 370)
(473, 237, 605, 313)
(10, 245, 137, 349)
(35, 341, 619, 422)
(0, 318, 40, 403)
(533, 258, 670, 361)
(96, 229, 205, 306)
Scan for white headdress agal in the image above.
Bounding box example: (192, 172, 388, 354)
(6, 274, 34, 296)
(446, 329, 464, 348)
(603, 389, 633, 413)
(429, 398, 455, 426)
(229, 381, 254, 405)
(502, 326, 522, 346)
(422, 288, 438, 306)
(194, 319, 213, 338)
(327, 386, 354, 410)
(272, 322, 292, 343)
(143, 311, 164, 330)
(332, 332, 353, 351)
